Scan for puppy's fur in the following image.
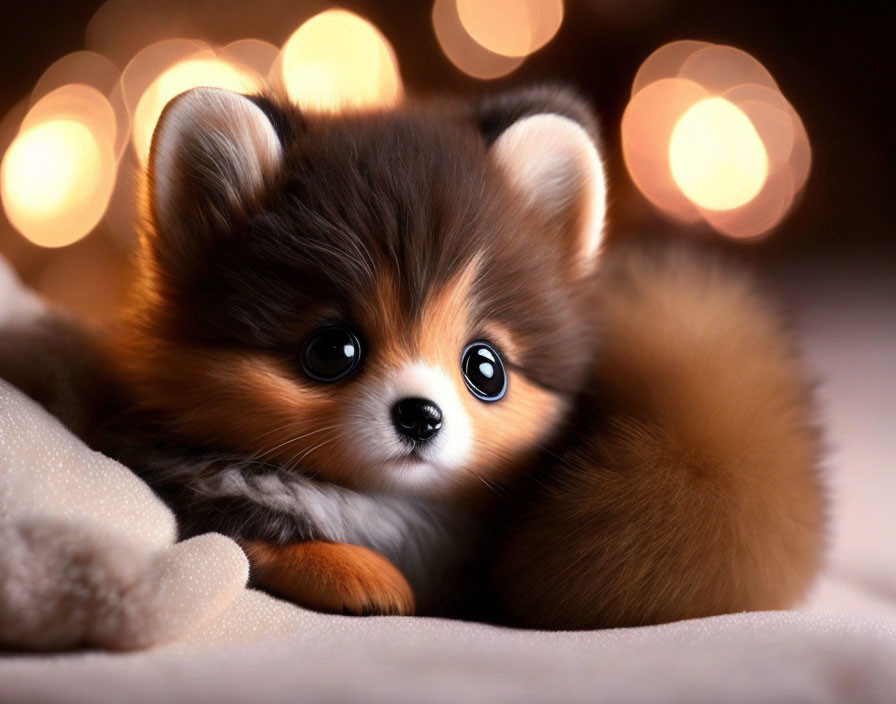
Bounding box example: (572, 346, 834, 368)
(4, 84, 823, 625)
(99, 85, 610, 614)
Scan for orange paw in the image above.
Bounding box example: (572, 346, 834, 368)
(242, 540, 415, 616)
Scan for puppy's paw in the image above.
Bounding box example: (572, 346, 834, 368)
(243, 540, 415, 616)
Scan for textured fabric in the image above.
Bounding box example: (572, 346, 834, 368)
(0, 259, 250, 649)
(0, 595, 894, 703)
(0, 379, 250, 649)
(1, 258, 895, 701)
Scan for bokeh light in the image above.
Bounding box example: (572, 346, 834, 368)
(279, 9, 402, 111)
(31, 51, 120, 105)
(455, 0, 563, 57)
(622, 78, 708, 222)
(432, 0, 524, 79)
(2, 6, 811, 254)
(220, 39, 280, 81)
(631, 40, 712, 97)
(1, 86, 117, 248)
(623, 40, 812, 240)
(679, 44, 778, 94)
(131, 50, 262, 165)
(120, 39, 210, 146)
(27, 51, 130, 163)
(3, 122, 98, 224)
(669, 97, 768, 211)
(85, 0, 326, 69)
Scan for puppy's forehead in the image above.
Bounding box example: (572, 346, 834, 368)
(231, 109, 589, 392)
(353, 254, 483, 361)
(276, 115, 504, 314)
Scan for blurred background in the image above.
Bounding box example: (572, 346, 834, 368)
(0, 0, 893, 325)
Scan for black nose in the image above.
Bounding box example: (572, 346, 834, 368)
(391, 397, 443, 443)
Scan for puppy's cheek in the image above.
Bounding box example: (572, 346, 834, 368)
(145, 350, 357, 484)
(464, 372, 567, 481)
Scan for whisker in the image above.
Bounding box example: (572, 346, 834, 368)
(535, 442, 572, 468)
(475, 475, 501, 496)
(461, 465, 511, 498)
(285, 435, 340, 474)
(242, 419, 306, 452)
(278, 426, 342, 474)
(254, 424, 339, 462)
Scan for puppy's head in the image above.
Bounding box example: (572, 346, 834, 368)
(124, 86, 606, 498)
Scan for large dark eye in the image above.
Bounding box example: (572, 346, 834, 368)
(301, 325, 362, 382)
(461, 341, 507, 402)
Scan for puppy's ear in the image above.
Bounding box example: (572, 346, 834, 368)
(478, 86, 606, 279)
(146, 87, 283, 273)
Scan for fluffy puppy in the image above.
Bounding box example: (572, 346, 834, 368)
(93, 84, 823, 623)
(103, 85, 604, 615)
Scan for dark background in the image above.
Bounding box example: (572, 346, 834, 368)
(1, 0, 893, 317)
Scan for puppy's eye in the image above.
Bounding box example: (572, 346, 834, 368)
(461, 342, 507, 402)
(301, 325, 362, 382)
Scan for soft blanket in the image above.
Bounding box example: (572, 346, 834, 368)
(0, 258, 249, 650)
(1, 255, 895, 702)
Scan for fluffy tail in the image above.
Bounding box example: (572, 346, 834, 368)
(492, 245, 824, 628)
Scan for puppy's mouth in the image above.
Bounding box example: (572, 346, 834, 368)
(353, 432, 467, 496)
(387, 446, 428, 465)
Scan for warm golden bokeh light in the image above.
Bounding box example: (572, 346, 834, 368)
(20, 84, 117, 147)
(679, 45, 778, 94)
(724, 83, 812, 195)
(631, 40, 712, 97)
(85, 0, 324, 69)
(701, 168, 795, 240)
(432, 0, 524, 79)
(1, 116, 115, 248)
(3, 122, 95, 220)
(624, 40, 812, 240)
(120, 39, 210, 157)
(132, 55, 262, 165)
(220, 39, 280, 82)
(31, 51, 120, 105)
(456, 0, 564, 57)
(27, 53, 130, 162)
(622, 78, 708, 221)
(669, 97, 768, 211)
(280, 9, 402, 112)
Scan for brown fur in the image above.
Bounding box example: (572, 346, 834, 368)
(490, 246, 825, 628)
(242, 540, 414, 616)
(95, 85, 824, 624)
(114, 242, 569, 496)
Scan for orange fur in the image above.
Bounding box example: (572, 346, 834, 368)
(242, 540, 415, 616)
(491, 247, 825, 628)
(116, 260, 563, 495)
(110, 86, 823, 624)
(416, 264, 566, 487)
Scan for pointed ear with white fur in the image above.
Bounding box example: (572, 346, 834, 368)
(147, 87, 283, 271)
(488, 111, 606, 279)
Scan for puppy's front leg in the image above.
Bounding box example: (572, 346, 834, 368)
(242, 540, 415, 616)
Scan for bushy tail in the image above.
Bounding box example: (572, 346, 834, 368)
(493, 245, 824, 628)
